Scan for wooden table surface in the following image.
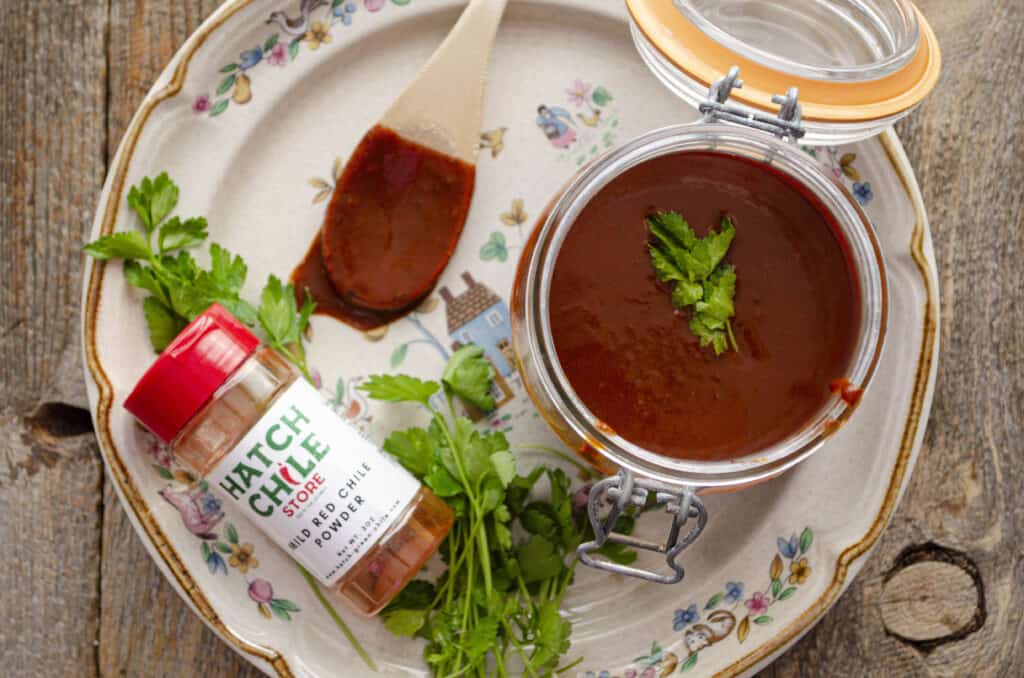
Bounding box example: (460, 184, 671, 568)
(1, 0, 1021, 675)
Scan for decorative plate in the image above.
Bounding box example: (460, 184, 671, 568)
(82, 1, 939, 676)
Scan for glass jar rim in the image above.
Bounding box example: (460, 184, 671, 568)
(672, 0, 920, 83)
(626, 0, 942, 125)
(519, 123, 888, 488)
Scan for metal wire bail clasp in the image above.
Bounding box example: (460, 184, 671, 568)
(577, 470, 707, 584)
(699, 66, 806, 141)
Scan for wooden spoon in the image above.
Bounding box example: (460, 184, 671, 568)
(316, 0, 509, 315)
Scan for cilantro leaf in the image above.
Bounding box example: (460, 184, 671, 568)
(489, 450, 516, 486)
(647, 211, 739, 355)
(528, 601, 573, 671)
(424, 464, 462, 497)
(462, 616, 499, 659)
(209, 243, 247, 293)
(442, 345, 495, 411)
(123, 260, 170, 307)
(83, 232, 152, 260)
(384, 580, 436, 615)
(648, 244, 684, 283)
(648, 211, 696, 250)
(127, 172, 179, 236)
(157, 216, 208, 253)
(518, 535, 564, 583)
(671, 279, 703, 308)
(384, 609, 427, 637)
(143, 297, 186, 352)
(360, 374, 439, 406)
(382, 427, 434, 477)
(258, 274, 299, 344)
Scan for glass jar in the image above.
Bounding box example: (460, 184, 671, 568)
(125, 304, 454, 615)
(510, 0, 939, 583)
(627, 0, 941, 143)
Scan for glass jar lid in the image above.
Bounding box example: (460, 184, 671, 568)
(627, 0, 941, 140)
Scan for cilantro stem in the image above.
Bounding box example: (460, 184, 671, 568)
(726, 318, 739, 353)
(499, 615, 539, 678)
(297, 566, 376, 671)
(555, 656, 584, 674)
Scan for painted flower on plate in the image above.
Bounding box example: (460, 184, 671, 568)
(248, 578, 274, 604)
(789, 557, 811, 585)
(566, 79, 592, 106)
(724, 581, 744, 603)
(304, 21, 332, 50)
(334, 1, 357, 24)
(267, 42, 288, 66)
(673, 604, 700, 630)
(745, 591, 769, 616)
(192, 95, 212, 114)
(853, 181, 873, 205)
(228, 542, 259, 573)
(364, 0, 386, 11)
(239, 47, 263, 70)
(199, 493, 222, 515)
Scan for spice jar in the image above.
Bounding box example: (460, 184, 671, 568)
(124, 303, 454, 615)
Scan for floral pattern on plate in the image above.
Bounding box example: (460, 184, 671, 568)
(195, 0, 413, 118)
(585, 528, 815, 676)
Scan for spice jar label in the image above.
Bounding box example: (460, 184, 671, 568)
(206, 379, 420, 585)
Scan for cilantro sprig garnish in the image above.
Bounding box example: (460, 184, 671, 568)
(85, 172, 315, 381)
(361, 348, 643, 677)
(647, 210, 739, 355)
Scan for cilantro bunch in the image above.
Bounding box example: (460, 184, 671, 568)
(647, 211, 739, 355)
(84, 173, 315, 380)
(361, 347, 637, 677)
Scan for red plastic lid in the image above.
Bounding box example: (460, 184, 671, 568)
(124, 303, 260, 443)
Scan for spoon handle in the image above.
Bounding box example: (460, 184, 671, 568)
(379, 0, 509, 163)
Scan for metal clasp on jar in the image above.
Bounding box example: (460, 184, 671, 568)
(699, 66, 806, 141)
(577, 470, 707, 584)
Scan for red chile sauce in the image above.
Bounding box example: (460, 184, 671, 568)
(292, 125, 475, 329)
(548, 151, 860, 461)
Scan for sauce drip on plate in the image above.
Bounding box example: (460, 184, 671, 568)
(548, 152, 860, 461)
(292, 125, 475, 329)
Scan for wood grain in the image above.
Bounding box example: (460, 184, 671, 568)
(762, 0, 1024, 676)
(0, 0, 1020, 675)
(0, 0, 108, 675)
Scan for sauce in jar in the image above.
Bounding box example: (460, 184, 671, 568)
(547, 151, 860, 461)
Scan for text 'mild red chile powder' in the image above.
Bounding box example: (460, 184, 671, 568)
(547, 151, 861, 462)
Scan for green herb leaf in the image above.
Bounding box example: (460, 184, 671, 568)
(83, 231, 153, 260)
(360, 374, 439, 407)
(489, 450, 516, 486)
(384, 580, 437, 615)
(383, 427, 434, 477)
(157, 216, 209, 253)
(384, 609, 427, 637)
(518, 535, 564, 583)
(142, 297, 186, 352)
(442, 345, 495, 411)
(258, 274, 299, 344)
(127, 172, 179, 236)
(529, 601, 572, 671)
(462, 616, 499, 659)
(647, 211, 739, 354)
(424, 463, 462, 497)
(123, 260, 170, 307)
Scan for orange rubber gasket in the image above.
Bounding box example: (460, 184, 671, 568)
(627, 0, 942, 122)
